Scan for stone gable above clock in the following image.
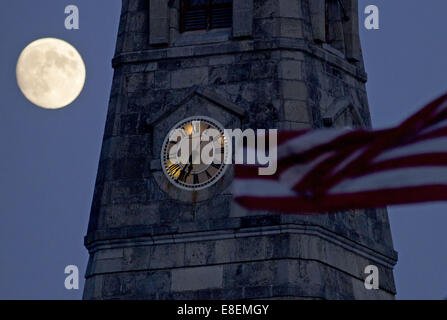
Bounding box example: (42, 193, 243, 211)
(147, 87, 244, 158)
(147, 87, 244, 202)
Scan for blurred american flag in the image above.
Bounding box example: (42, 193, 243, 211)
(234, 94, 447, 213)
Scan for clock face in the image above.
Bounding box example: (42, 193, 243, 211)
(161, 116, 229, 191)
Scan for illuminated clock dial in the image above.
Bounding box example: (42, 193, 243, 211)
(161, 116, 229, 191)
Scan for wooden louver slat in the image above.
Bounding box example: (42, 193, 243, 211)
(181, 0, 232, 32)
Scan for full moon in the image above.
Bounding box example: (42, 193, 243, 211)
(16, 38, 86, 109)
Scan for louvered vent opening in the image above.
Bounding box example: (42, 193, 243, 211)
(210, 3, 232, 29)
(183, 8, 208, 31)
(181, 0, 232, 32)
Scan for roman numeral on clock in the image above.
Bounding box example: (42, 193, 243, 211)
(168, 164, 181, 175)
(205, 170, 212, 179)
(178, 173, 188, 183)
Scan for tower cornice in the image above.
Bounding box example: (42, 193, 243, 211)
(112, 38, 368, 82)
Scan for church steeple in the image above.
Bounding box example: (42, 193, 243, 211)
(84, 0, 397, 300)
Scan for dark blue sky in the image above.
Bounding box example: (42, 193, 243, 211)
(0, 0, 446, 299)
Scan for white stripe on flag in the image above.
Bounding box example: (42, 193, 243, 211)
(277, 129, 349, 160)
(278, 152, 335, 187)
(419, 118, 447, 136)
(373, 136, 447, 163)
(328, 167, 447, 194)
(431, 100, 447, 118)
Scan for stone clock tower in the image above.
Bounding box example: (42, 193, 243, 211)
(83, 0, 397, 299)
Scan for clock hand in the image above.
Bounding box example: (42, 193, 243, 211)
(185, 154, 194, 178)
(185, 161, 194, 179)
(177, 168, 185, 182)
(177, 154, 193, 182)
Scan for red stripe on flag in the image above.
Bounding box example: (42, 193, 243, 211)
(235, 185, 447, 213)
(352, 153, 447, 177)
